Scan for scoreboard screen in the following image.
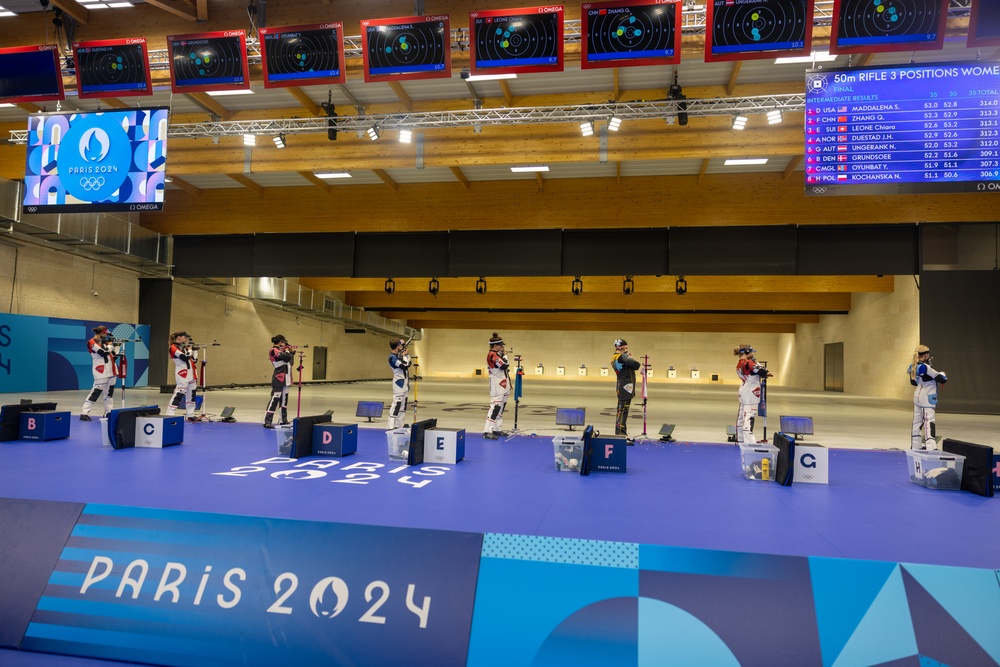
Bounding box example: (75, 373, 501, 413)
(804, 62, 1000, 196)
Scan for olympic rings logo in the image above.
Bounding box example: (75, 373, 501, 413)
(811, 187, 827, 194)
(80, 177, 106, 191)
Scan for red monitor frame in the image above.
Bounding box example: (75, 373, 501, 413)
(259, 22, 347, 89)
(360, 14, 452, 83)
(828, 0, 949, 55)
(967, 0, 1000, 47)
(581, 0, 682, 69)
(166, 30, 251, 95)
(0, 44, 65, 104)
(72, 37, 153, 99)
(468, 5, 565, 76)
(704, 0, 815, 63)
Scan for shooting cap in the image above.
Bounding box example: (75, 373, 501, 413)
(93, 325, 108, 334)
(271, 334, 287, 345)
(489, 332, 504, 346)
(734, 343, 756, 356)
(614, 338, 627, 348)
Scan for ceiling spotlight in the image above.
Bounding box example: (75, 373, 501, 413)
(732, 115, 748, 131)
(623, 275, 634, 295)
(475, 277, 487, 294)
(571, 276, 583, 296)
(273, 133, 286, 149)
(243, 133, 256, 146)
(384, 278, 395, 295)
(321, 100, 338, 141)
(367, 125, 380, 141)
(428, 278, 440, 296)
(608, 116, 622, 132)
(580, 120, 594, 137)
(675, 275, 688, 296)
(399, 128, 412, 143)
(767, 109, 783, 125)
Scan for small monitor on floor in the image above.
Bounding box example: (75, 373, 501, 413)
(726, 425, 737, 442)
(779, 416, 814, 438)
(355, 401, 383, 422)
(220, 407, 236, 423)
(556, 408, 586, 431)
(659, 423, 676, 442)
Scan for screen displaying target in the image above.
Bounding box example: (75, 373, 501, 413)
(582, 0, 682, 69)
(166, 30, 250, 94)
(0, 45, 64, 104)
(260, 23, 346, 88)
(361, 15, 451, 83)
(73, 38, 152, 99)
(706, 0, 813, 62)
(967, 0, 1000, 47)
(829, 0, 948, 54)
(469, 6, 564, 75)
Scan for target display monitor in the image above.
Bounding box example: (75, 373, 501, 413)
(804, 62, 1000, 196)
(469, 5, 564, 75)
(967, 0, 1000, 48)
(556, 407, 586, 430)
(260, 22, 346, 88)
(0, 44, 65, 104)
(22, 107, 169, 214)
(72, 38, 153, 99)
(360, 14, 451, 83)
(779, 416, 814, 437)
(355, 401, 385, 422)
(829, 0, 949, 54)
(581, 0, 682, 69)
(705, 0, 814, 62)
(166, 30, 250, 94)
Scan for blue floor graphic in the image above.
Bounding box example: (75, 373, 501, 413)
(2, 420, 997, 570)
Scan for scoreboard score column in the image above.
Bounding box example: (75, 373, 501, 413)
(805, 62, 1000, 196)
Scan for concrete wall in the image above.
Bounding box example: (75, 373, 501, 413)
(0, 241, 137, 325)
(420, 329, 784, 386)
(779, 274, 919, 400)
(0, 241, 394, 386)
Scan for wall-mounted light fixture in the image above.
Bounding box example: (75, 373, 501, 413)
(571, 276, 583, 296)
(475, 277, 487, 294)
(675, 275, 688, 295)
(428, 278, 440, 296)
(384, 278, 395, 295)
(623, 275, 634, 295)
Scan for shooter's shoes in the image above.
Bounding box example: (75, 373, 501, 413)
(484, 432, 499, 440)
(626, 438, 635, 446)
(79, 415, 93, 421)
(278, 421, 291, 426)
(187, 417, 201, 423)
(263, 423, 275, 429)
(497, 431, 511, 437)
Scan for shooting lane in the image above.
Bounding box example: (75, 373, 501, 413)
(1, 0, 999, 665)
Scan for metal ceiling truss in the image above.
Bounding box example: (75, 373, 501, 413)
(8, 94, 805, 143)
(75, 0, 971, 72)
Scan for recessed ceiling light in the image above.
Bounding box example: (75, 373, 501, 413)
(206, 89, 255, 97)
(724, 158, 769, 166)
(314, 172, 352, 179)
(774, 51, 838, 64)
(463, 73, 518, 82)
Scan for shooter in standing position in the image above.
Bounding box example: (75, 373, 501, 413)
(612, 338, 641, 445)
(483, 333, 510, 440)
(734, 344, 773, 445)
(263, 334, 293, 429)
(81, 325, 118, 421)
(908, 344, 948, 450)
(167, 331, 199, 421)
(387, 337, 411, 430)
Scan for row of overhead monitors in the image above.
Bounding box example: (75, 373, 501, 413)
(2, 0, 998, 104)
